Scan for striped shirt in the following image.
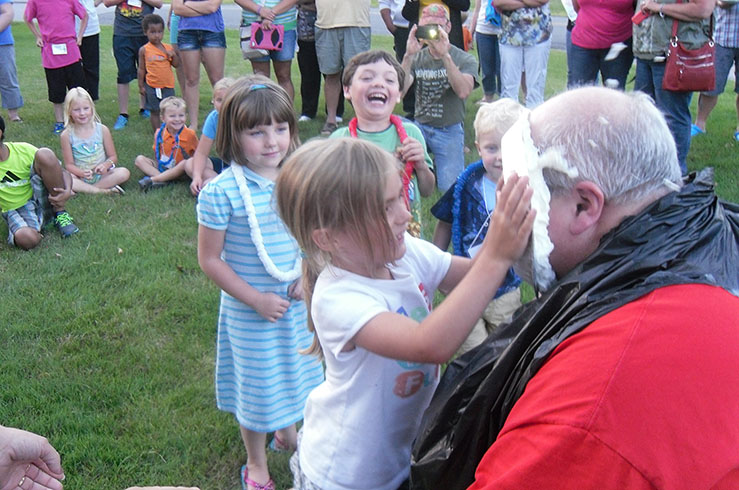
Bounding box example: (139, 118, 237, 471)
(241, 0, 297, 30)
(714, 3, 739, 49)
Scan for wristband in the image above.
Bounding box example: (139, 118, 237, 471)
(257, 5, 262, 15)
(659, 3, 665, 18)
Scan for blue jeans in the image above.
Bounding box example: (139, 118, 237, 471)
(635, 59, 691, 174)
(416, 121, 465, 192)
(568, 38, 633, 89)
(476, 32, 501, 97)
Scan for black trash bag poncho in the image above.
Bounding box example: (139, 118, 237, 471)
(410, 169, 739, 490)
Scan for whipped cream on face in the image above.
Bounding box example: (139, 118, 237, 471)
(501, 114, 579, 291)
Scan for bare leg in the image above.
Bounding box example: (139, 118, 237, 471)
(53, 103, 64, 123)
(274, 424, 297, 451)
(273, 60, 294, 101)
(201, 47, 225, 86)
(150, 110, 161, 132)
(117, 83, 129, 114)
(8, 108, 20, 121)
(324, 72, 341, 124)
(174, 46, 186, 96)
(151, 159, 187, 182)
(33, 148, 71, 212)
(251, 60, 271, 78)
(13, 227, 42, 250)
(239, 427, 270, 488)
(180, 49, 203, 130)
(72, 176, 109, 194)
(695, 93, 719, 131)
(135, 155, 161, 177)
(95, 167, 130, 189)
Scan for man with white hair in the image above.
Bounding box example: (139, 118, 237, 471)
(411, 86, 739, 489)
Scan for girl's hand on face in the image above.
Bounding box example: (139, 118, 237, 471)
(483, 174, 535, 264)
(255, 292, 290, 322)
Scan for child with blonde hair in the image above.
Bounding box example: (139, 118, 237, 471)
(431, 98, 527, 354)
(135, 96, 198, 191)
(184, 76, 236, 196)
(275, 137, 534, 490)
(196, 76, 323, 490)
(60, 88, 130, 194)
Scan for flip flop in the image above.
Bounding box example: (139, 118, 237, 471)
(10, 117, 22, 123)
(734, 131, 739, 142)
(111, 185, 126, 195)
(241, 465, 275, 490)
(690, 124, 706, 138)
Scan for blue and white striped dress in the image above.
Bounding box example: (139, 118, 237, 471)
(197, 165, 324, 432)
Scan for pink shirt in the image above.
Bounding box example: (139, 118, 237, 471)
(571, 0, 633, 50)
(24, 0, 86, 69)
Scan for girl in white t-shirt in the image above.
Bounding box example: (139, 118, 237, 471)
(275, 137, 534, 490)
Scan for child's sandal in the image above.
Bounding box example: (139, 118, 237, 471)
(267, 433, 293, 453)
(241, 465, 275, 490)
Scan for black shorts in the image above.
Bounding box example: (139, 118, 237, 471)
(44, 61, 85, 104)
(144, 84, 175, 112)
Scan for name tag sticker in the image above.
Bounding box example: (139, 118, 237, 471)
(51, 43, 68, 55)
(128, 0, 142, 7)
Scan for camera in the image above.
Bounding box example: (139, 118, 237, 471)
(416, 24, 441, 41)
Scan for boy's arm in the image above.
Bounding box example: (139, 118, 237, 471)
(138, 46, 147, 95)
(432, 220, 452, 251)
(170, 47, 181, 68)
(23, 3, 43, 48)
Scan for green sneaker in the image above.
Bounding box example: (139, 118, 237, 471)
(54, 211, 79, 238)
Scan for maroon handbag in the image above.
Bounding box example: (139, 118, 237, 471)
(661, 1, 715, 92)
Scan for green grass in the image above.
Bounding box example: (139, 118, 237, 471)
(1, 22, 737, 490)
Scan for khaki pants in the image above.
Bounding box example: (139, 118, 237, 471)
(457, 288, 521, 356)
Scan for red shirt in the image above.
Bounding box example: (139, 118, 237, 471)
(571, 0, 634, 49)
(469, 284, 739, 489)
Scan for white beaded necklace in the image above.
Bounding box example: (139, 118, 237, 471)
(231, 163, 302, 282)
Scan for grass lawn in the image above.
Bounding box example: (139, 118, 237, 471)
(1, 21, 737, 490)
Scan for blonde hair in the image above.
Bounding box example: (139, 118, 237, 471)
(213, 76, 237, 95)
(159, 96, 186, 116)
(473, 98, 526, 142)
(63, 87, 100, 128)
(275, 138, 403, 357)
(216, 75, 299, 167)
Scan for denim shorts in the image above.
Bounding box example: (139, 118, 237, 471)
(704, 44, 739, 96)
(177, 29, 227, 51)
(113, 34, 147, 84)
(250, 29, 297, 62)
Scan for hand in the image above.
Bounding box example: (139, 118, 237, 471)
(287, 277, 303, 301)
(397, 137, 425, 167)
(260, 18, 273, 30)
(426, 28, 450, 59)
(405, 24, 422, 58)
(481, 174, 535, 264)
(0, 426, 64, 490)
(255, 292, 290, 322)
(35, 37, 43, 48)
(189, 176, 203, 196)
(166, 48, 176, 59)
(139, 85, 146, 96)
(259, 6, 276, 22)
(83, 169, 94, 180)
(77, 34, 83, 46)
(48, 184, 74, 210)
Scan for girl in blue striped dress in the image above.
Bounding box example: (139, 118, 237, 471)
(196, 76, 324, 490)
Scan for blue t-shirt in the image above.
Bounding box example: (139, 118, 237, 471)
(202, 109, 219, 140)
(431, 159, 521, 298)
(0, 0, 14, 45)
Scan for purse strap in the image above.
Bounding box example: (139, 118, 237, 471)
(669, 0, 714, 45)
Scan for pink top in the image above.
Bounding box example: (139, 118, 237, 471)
(24, 0, 86, 69)
(571, 0, 633, 50)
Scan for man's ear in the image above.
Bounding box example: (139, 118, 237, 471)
(570, 181, 605, 235)
(311, 228, 334, 252)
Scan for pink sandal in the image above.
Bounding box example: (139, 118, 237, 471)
(241, 464, 275, 490)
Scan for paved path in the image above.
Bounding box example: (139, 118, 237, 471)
(11, 2, 568, 50)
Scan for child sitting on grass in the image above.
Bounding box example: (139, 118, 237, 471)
(60, 88, 130, 195)
(330, 49, 435, 237)
(431, 98, 526, 354)
(138, 13, 180, 132)
(185, 76, 236, 196)
(134, 96, 197, 191)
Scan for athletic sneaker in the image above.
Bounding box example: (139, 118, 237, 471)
(52, 122, 64, 135)
(298, 115, 312, 122)
(113, 114, 129, 130)
(54, 211, 79, 238)
(139, 108, 151, 118)
(139, 176, 169, 192)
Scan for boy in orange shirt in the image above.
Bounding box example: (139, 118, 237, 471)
(134, 96, 197, 191)
(138, 14, 179, 132)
